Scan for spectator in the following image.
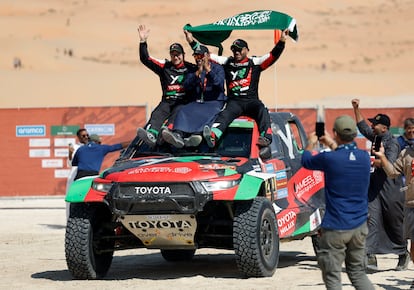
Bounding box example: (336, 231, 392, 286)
(302, 115, 374, 289)
(184, 29, 289, 149)
(65, 128, 89, 219)
(67, 128, 89, 165)
(136, 24, 197, 147)
(374, 138, 414, 269)
(351, 99, 408, 271)
(162, 45, 226, 148)
(13, 57, 22, 69)
(72, 134, 129, 180)
(397, 117, 414, 150)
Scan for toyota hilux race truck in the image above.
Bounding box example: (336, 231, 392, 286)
(65, 112, 325, 279)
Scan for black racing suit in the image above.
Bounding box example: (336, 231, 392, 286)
(139, 42, 197, 136)
(209, 40, 285, 141)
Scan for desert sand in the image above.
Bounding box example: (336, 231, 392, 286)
(1, 196, 413, 289)
(1, 3, 413, 288)
(1, 0, 413, 111)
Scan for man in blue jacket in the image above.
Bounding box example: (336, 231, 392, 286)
(162, 45, 226, 148)
(302, 115, 374, 289)
(72, 134, 129, 180)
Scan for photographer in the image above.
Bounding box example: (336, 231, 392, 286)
(302, 115, 373, 289)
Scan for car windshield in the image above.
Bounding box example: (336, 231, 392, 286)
(216, 127, 252, 158)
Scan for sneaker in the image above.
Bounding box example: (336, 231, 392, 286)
(184, 135, 202, 147)
(257, 136, 271, 147)
(203, 125, 216, 148)
(396, 251, 410, 271)
(137, 127, 156, 147)
(162, 129, 184, 148)
(366, 254, 378, 272)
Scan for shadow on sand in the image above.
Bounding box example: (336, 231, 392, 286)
(31, 250, 316, 281)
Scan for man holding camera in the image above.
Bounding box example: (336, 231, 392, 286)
(352, 99, 408, 271)
(302, 115, 374, 289)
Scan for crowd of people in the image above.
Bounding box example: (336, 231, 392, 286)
(136, 24, 288, 150)
(303, 99, 414, 289)
(64, 24, 414, 289)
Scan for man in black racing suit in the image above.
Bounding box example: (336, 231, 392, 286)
(137, 24, 197, 147)
(185, 29, 288, 148)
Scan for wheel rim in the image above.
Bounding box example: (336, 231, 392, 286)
(260, 218, 274, 257)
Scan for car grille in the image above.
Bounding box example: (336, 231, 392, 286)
(109, 182, 210, 215)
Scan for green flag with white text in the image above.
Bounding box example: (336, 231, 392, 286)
(183, 10, 298, 55)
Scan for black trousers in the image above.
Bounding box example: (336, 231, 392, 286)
(214, 98, 272, 140)
(146, 100, 185, 134)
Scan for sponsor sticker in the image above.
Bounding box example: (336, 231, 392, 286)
(85, 124, 115, 136)
(265, 163, 275, 173)
(310, 209, 322, 231)
(128, 167, 192, 174)
(41, 159, 63, 168)
(276, 188, 288, 199)
(29, 149, 50, 158)
(29, 138, 50, 147)
(276, 170, 287, 180)
(277, 210, 297, 237)
(16, 125, 46, 137)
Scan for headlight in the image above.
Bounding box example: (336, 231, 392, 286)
(92, 182, 113, 193)
(201, 179, 240, 192)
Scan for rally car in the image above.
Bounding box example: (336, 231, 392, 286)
(65, 112, 325, 279)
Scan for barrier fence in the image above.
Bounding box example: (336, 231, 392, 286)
(0, 106, 410, 196)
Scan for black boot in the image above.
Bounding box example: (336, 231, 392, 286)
(396, 250, 410, 271)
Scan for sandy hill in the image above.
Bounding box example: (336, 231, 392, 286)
(1, 0, 413, 110)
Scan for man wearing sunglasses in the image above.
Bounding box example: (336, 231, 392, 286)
(65, 128, 89, 220)
(162, 45, 226, 148)
(184, 29, 288, 149)
(136, 24, 197, 147)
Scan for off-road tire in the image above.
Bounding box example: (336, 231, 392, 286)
(160, 249, 196, 261)
(233, 197, 279, 277)
(65, 204, 114, 279)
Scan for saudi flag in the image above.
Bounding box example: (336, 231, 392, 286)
(183, 10, 298, 55)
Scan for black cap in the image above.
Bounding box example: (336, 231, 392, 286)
(368, 113, 391, 127)
(169, 43, 184, 54)
(193, 45, 209, 55)
(231, 39, 249, 50)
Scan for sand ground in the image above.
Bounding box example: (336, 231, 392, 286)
(1, 196, 413, 290)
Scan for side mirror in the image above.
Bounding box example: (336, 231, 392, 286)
(259, 146, 271, 160)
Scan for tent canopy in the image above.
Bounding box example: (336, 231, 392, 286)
(183, 10, 298, 55)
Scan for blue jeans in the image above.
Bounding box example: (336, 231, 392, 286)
(318, 222, 374, 290)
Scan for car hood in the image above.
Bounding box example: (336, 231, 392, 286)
(101, 155, 254, 182)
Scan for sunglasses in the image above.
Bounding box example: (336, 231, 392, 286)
(193, 54, 204, 60)
(231, 47, 243, 53)
(80, 134, 89, 138)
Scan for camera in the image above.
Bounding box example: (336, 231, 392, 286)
(373, 135, 382, 152)
(315, 122, 325, 138)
